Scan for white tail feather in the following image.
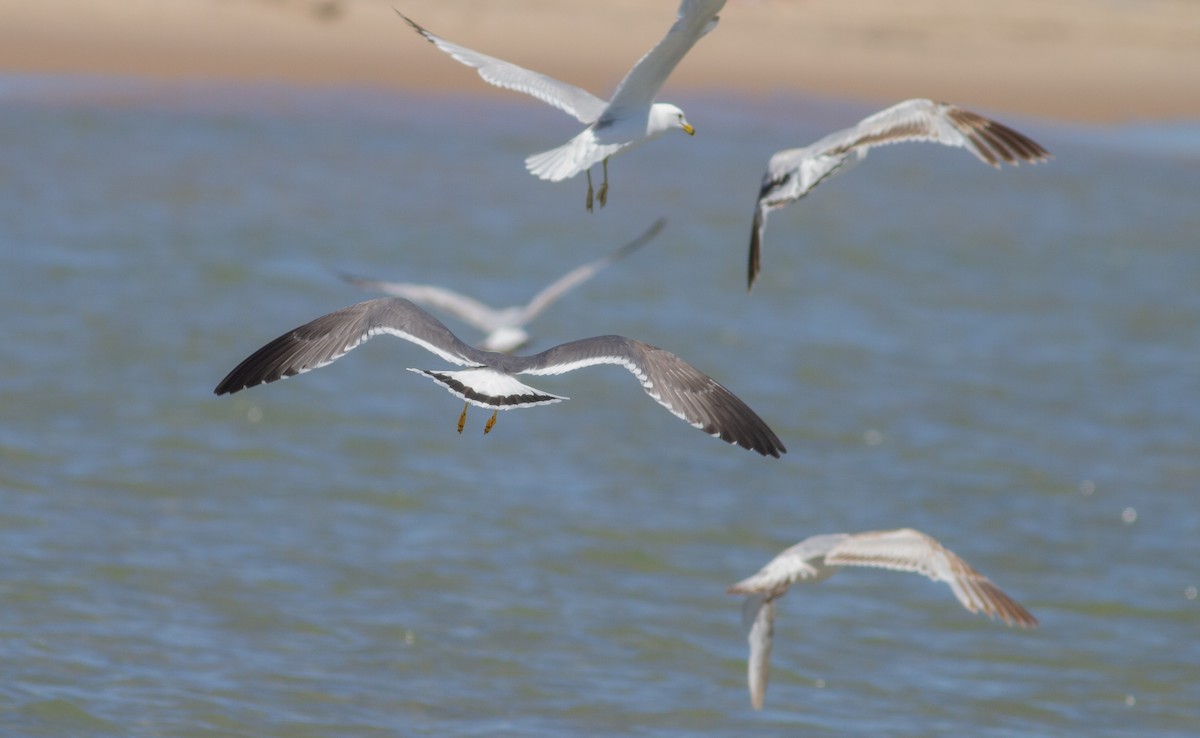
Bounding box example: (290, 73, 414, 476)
(524, 128, 625, 182)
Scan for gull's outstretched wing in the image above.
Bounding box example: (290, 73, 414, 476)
(764, 98, 1050, 191)
(340, 274, 506, 334)
(513, 335, 785, 457)
(398, 11, 608, 124)
(726, 534, 851, 595)
(602, 0, 726, 117)
(742, 594, 776, 711)
(214, 298, 487, 395)
(747, 98, 1051, 289)
(823, 528, 1039, 627)
(519, 218, 665, 324)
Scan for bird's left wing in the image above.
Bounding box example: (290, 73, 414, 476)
(741, 594, 775, 711)
(341, 274, 504, 333)
(214, 298, 486, 395)
(399, 12, 608, 124)
(727, 534, 850, 595)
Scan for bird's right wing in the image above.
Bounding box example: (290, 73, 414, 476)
(810, 98, 1050, 167)
(602, 0, 725, 116)
(519, 218, 665, 323)
(516, 336, 785, 457)
(398, 12, 608, 124)
(823, 528, 1039, 627)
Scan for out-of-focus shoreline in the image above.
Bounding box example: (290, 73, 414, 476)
(3, 0, 1199, 123)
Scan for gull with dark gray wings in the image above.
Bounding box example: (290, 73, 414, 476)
(214, 298, 785, 457)
(397, 0, 725, 211)
(748, 98, 1051, 289)
(728, 528, 1037, 709)
(340, 219, 665, 353)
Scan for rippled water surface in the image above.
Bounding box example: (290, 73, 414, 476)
(1, 77, 1198, 737)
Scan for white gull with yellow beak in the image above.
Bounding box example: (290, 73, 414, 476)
(398, 0, 725, 211)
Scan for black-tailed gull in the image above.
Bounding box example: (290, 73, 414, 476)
(215, 297, 784, 457)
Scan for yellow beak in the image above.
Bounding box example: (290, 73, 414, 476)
(682, 122, 695, 136)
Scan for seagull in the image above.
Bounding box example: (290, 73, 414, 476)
(747, 98, 1052, 289)
(340, 218, 665, 353)
(214, 297, 785, 457)
(727, 528, 1038, 709)
(397, 0, 725, 211)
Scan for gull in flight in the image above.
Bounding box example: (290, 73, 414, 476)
(397, 0, 725, 211)
(340, 218, 665, 353)
(214, 297, 785, 457)
(747, 98, 1051, 289)
(727, 528, 1038, 709)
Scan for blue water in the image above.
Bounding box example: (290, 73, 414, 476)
(1, 76, 1198, 737)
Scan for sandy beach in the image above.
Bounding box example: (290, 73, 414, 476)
(3, 0, 1199, 122)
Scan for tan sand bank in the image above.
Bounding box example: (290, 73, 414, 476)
(2, 0, 1198, 122)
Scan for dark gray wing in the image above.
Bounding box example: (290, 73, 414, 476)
(513, 335, 786, 457)
(214, 298, 489, 395)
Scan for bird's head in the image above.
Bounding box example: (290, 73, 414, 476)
(651, 103, 695, 136)
(482, 326, 531, 354)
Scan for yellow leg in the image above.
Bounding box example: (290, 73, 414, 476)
(484, 409, 498, 435)
(597, 158, 609, 208)
(585, 169, 595, 212)
(457, 402, 468, 434)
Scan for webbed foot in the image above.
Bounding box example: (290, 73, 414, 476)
(597, 159, 609, 208)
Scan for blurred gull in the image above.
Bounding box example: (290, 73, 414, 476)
(747, 98, 1051, 289)
(728, 528, 1037, 709)
(397, 0, 725, 211)
(215, 297, 785, 457)
(340, 219, 665, 353)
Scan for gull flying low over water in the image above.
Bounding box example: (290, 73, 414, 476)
(747, 98, 1051, 289)
(727, 528, 1037, 709)
(340, 218, 666, 353)
(214, 297, 785, 457)
(397, 0, 725, 211)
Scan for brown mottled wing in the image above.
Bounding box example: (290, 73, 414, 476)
(747, 98, 1050, 289)
(823, 528, 1038, 627)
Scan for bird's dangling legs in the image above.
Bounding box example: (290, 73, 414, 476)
(585, 169, 595, 213)
(457, 401, 468, 434)
(597, 158, 609, 208)
(484, 409, 498, 435)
